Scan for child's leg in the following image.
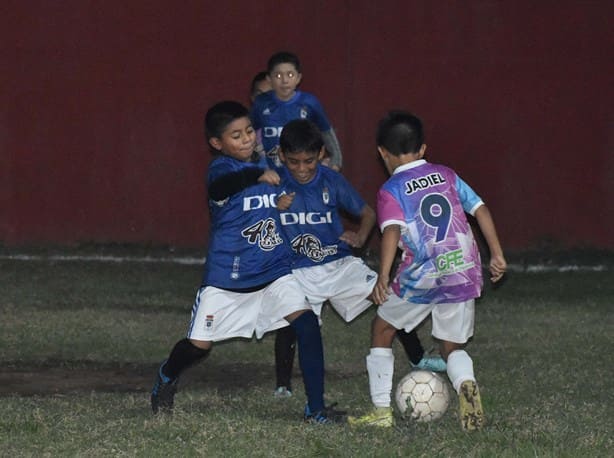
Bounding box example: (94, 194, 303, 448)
(163, 338, 211, 379)
(367, 316, 398, 406)
(152, 338, 211, 414)
(441, 342, 484, 431)
(348, 315, 397, 427)
(398, 329, 447, 372)
(288, 310, 325, 413)
(274, 326, 296, 393)
(433, 300, 483, 430)
(396, 329, 423, 364)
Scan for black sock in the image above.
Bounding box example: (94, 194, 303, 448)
(396, 329, 424, 365)
(162, 338, 210, 379)
(274, 325, 297, 389)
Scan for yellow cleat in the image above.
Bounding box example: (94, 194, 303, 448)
(458, 380, 485, 431)
(348, 406, 394, 428)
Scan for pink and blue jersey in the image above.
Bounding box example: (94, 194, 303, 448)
(377, 160, 484, 304)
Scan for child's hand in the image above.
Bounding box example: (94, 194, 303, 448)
(320, 157, 340, 172)
(371, 278, 390, 305)
(339, 230, 364, 248)
(258, 169, 280, 185)
(489, 254, 507, 283)
(276, 192, 295, 210)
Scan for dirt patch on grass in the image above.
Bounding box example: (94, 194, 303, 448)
(0, 362, 364, 397)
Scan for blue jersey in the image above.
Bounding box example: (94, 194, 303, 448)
(278, 165, 366, 269)
(201, 154, 291, 289)
(250, 90, 333, 169)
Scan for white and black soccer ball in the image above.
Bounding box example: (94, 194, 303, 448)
(395, 370, 450, 422)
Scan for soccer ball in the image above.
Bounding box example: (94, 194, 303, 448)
(395, 370, 450, 422)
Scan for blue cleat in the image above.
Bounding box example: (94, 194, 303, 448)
(303, 402, 347, 425)
(414, 356, 447, 372)
(151, 361, 178, 414)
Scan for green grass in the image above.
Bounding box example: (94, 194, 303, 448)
(1, 249, 613, 457)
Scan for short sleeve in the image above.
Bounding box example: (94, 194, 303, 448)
(376, 188, 405, 231)
(455, 175, 484, 215)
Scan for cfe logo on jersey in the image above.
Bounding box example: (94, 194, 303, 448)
(241, 218, 283, 251)
(291, 233, 337, 262)
(300, 106, 308, 119)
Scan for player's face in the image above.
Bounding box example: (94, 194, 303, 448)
(209, 117, 256, 162)
(280, 149, 323, 184)
(269, 63, 302, 101)
(251, 79, 272, 102)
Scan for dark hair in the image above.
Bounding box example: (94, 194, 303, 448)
(204, 101, 249, 140)
(279, 119, 323, 154)
(376, 110, 424, 155)
(250, 71, 269, 98)
(267, 51, 301, 74)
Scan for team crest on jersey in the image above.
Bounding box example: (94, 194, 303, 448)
(322, 187, 330, 204)
(263, 108, 271, 115)
(205, 315, 214, 328)
(300, 106, 308, 119)
(211, 197, 230, 207)
(291, 233, 337, 262)
(241, 217, 283, 251)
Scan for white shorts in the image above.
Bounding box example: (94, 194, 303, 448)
(292, 256, 377, 322)
(187, 274, 310, 342)
(377, 293, 475, 344)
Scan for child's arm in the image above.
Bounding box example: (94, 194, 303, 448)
(209, 167, 276, 202)
(321, 129, 343, 171)
(474, 205, 507, 282)
(372, 224, 401, 304)
(339, 204, 376, 248)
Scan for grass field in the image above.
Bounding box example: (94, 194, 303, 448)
(1, 246, 613, 457)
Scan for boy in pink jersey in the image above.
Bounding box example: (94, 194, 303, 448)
(349, 111, 506, 430)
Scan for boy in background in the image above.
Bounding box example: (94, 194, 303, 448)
(272, 119, 445, 398)
(150, 101, 345, 425)
(349, 111, 506, 430)
(249, 71, 272, 158)
(250, 71, 272, 103)
(250, 51, 343, 171)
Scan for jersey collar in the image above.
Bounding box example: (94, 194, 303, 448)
(393, 159, 427, 175)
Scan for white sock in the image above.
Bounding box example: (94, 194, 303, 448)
(447, 350, 476, 393)
(366, 347, 394, 408)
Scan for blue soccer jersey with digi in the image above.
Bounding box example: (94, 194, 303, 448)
(250, 90, 333, 169)
(202, 154, 291, 289)
(278, 165, 366, 269)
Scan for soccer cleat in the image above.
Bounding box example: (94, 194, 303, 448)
(348, 406, 394, 428)
(304, 402, 347, 425)
(414, 356, 447, 372)
(458, 380, 485, 431)
(273, 386, 293, 398)
(151, 361, 178, 415)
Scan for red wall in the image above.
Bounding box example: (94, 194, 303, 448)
(2, 1, 612, 250)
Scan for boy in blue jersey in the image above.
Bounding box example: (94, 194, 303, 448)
(271, 119, 446, 398)
(250, 51, 343, 171)
(150, 101, 345, 424)
(348, 111, 506, 430)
